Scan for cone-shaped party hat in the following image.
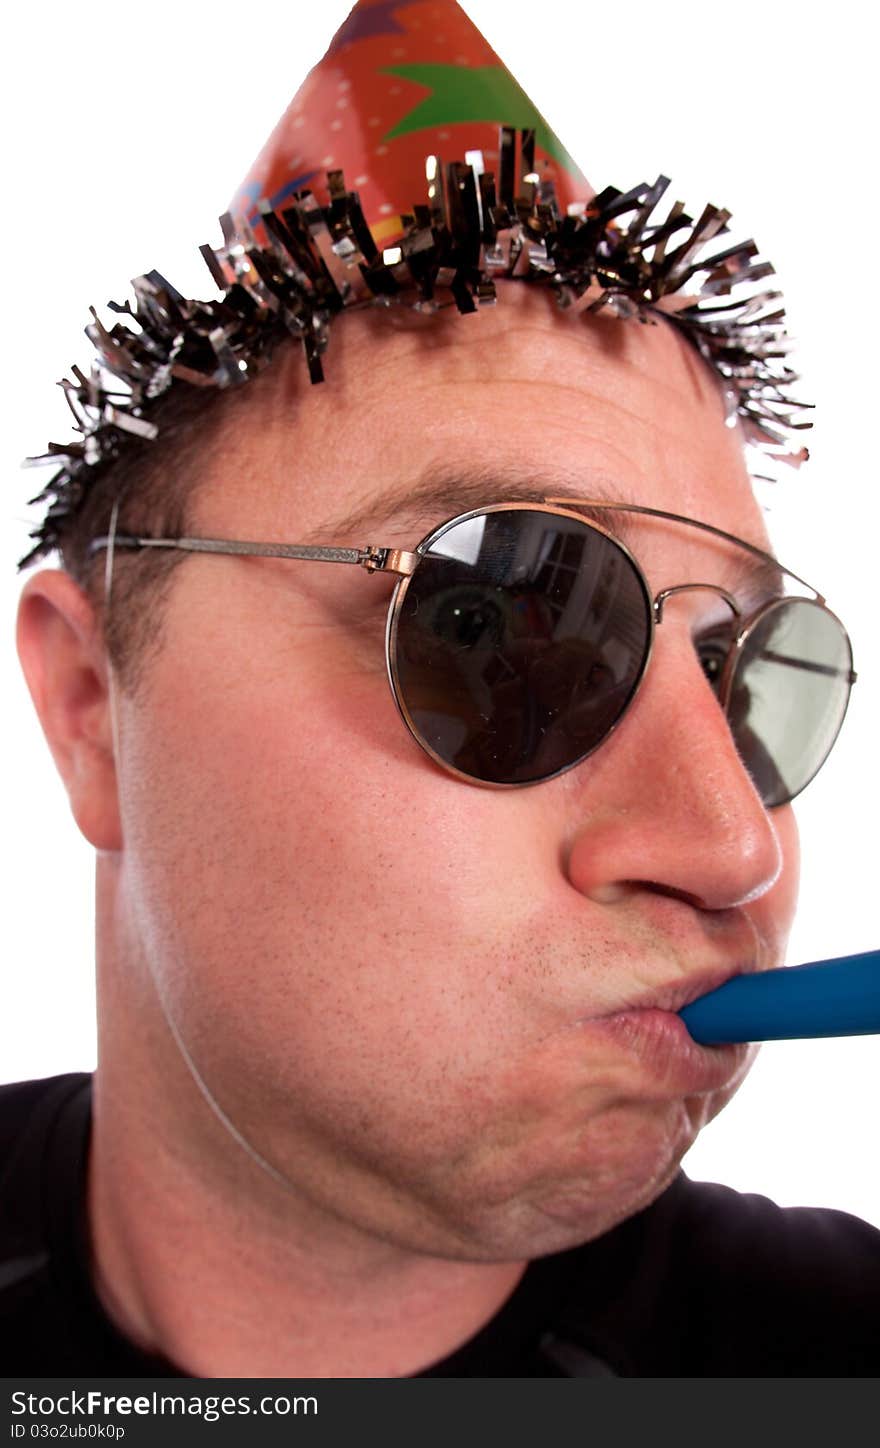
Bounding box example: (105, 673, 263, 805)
(22, 0, 812, 569)
(230, 0, 591, 245)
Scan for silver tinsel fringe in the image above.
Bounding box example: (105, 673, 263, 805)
(22, 128, 811, 568)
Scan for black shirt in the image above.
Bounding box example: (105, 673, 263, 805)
(1, 1073, 878, 1376)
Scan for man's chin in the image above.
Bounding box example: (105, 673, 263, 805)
(414, 1117, 696, 1265)
(422, 1171, 676, 1266)
(519, 1158, 683, 1257)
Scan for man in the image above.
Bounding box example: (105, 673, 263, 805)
(2, 0, 877, 1376)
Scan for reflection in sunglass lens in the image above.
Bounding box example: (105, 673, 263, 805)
(727, 598, 854, 807)
(390, 508, 653, 785)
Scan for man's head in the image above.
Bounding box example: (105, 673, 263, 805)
(17, 284, 801, 1259)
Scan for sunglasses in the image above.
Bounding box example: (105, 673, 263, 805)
(92, 499, 856, 805)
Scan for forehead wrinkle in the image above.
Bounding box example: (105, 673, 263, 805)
(361, 299, 724, 411)
(350, 300, 718, 408)
(382, 370, 709, 441)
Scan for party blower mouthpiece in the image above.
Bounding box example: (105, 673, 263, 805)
(679, 949, 880, 1044)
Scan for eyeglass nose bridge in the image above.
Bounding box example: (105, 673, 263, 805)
(652, 582, 742, 625)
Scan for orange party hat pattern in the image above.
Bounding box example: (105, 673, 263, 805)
(230, 0, 592, 244)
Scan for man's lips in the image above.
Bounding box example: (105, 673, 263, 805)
(608, 963, 759, 1019)
(565, 963, 761, 1093)
(587, 1006, 750, 1095)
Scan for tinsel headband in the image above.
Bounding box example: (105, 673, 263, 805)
(21, 2, 811, 570)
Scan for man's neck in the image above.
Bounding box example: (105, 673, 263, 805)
(86, 1066, 525, 1377)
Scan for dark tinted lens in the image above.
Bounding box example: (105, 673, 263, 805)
(390, 508, 653, 784)
(727, 598, 854, 807)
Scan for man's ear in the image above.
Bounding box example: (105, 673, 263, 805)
(17, 569, 123, 852)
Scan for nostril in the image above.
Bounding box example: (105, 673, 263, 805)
(583, 882, 636, 904)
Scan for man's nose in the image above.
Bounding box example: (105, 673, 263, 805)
(565, 625, 784, 912)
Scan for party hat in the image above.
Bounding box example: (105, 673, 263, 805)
(230, 0, 592, 246)
(22, 0, 812, 569)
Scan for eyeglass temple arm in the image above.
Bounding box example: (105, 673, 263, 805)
(758, 648, 857, 684)
(91, 501, 820, 595)
(544, 498, 823, 602)
(88, 535, 419, 576)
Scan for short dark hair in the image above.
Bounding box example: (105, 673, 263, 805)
(57, 376, 247, 688)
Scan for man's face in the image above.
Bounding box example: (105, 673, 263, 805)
(111, 285, 798, 1259)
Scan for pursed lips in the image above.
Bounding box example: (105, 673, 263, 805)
(583, 960, 765, 1024)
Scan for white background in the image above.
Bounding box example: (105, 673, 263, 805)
(1, 3, 877, 1223)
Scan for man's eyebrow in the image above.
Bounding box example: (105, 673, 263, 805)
(716, 550, 789, 607)
(302, 468, 633, 545)
(303, 470, 800, 601)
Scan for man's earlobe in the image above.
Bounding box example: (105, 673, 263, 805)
(16, 569, 123, 852)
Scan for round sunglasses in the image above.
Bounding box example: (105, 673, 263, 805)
(91, 499, 856, 805)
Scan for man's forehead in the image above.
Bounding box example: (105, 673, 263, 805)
(203, 286, 779, 597)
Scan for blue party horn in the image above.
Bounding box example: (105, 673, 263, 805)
(679, 949, 880, 1044)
